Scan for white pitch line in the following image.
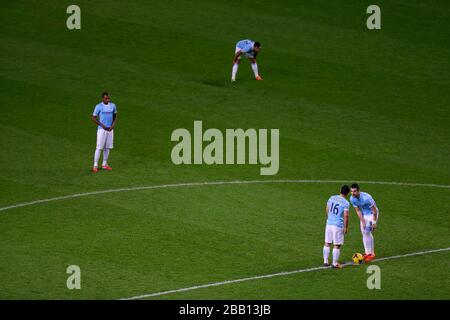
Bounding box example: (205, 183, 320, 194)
(0, 179, 449, 213)
(120, 247, 450, 300)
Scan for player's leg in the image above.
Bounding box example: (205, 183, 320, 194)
(360, 216, 375, 260)
(249, 57, 263, 80)
(231, 48, 241, 82)
(102, 130, 114, 170)
(93, 129, 106, 172)
(366, 213, 376, 260)
(102, 148, 110, 167)
(369, 209, 379, 256)
(323, 243, 331, 266)
(360, 219, 370, 254)
(323, 225, 332, 266)
(331, 226, 344, 268)
(93, 149, 101, 172)
(332, 245, 342, 268)
(231, 60, 240, 82)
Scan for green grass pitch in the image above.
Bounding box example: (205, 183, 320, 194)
(0, 0, 449, 299)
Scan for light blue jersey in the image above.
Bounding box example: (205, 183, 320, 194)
(326, 195, 350, 228)
(350, 192, 377, 216)
(93, 102, 117, 129)
(236, 39, 255, 54)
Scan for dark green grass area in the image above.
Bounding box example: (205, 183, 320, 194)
(0, 0, 449, 299)
(0, 184, 448, 299)
(153, 251, 450, 300)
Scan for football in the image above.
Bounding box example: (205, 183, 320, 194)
(352, 253, 365, 264)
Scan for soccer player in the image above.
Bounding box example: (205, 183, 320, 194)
(350, 183, 379, 262)
(323, 185, 350, 269)
(231, 39, 263, 82)
(91, 92, 117, 173)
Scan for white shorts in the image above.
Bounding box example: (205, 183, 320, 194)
(235, 47, 254, 59)
(96, 128, 114, 150)
(360, 212, 379, 233)
(325, 225, 344, 245)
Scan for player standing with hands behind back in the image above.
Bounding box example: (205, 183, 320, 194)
(91, 92, 117, 173)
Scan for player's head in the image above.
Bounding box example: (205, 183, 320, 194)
(253, 41, 261, 53)
(102, 92, 110, 104)
(340, 185, 350, 197)
(350, 183, 360, 197)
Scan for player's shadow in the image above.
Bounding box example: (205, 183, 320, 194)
(199, 78, 255, 88)
(198, 78, 228, 88)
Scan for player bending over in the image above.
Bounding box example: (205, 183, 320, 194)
(231, 39, 263, 82)
(350, 183, 379, 262)
(323, 185, 350, 269)
(91, 92, 117, 173)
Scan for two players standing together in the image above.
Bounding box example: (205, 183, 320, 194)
(324, 184, 379, 268)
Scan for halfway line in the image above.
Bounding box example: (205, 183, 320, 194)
(1, 179, 449, 212)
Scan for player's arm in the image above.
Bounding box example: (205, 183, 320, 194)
(344, 209, 349, 234)
(91, 114, 108, 130)
(371, 205, 378, 230)
(250, 51, 258, 62)
(109, 113, 117, 131)
(233, 51, 243, 64)
(368, 196, 378, 230)
(325, 204, 329, 220)
(354, 207, 366, 229)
